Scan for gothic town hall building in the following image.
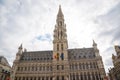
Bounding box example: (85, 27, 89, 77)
(12, 6, 106, 80)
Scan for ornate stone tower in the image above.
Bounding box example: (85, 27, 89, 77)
(93, 40, 99, 57)
(52, 5, 69, 80)
(12, 44, 23, 80)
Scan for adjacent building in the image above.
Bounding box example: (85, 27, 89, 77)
(0, 56, 11, 80)
(108, 45, 120, 80)
(12, 6, 106, 80)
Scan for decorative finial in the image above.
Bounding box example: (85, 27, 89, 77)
(93, 40, 97, 46)
(19, 43, 23, 49)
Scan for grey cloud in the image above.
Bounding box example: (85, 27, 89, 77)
(95, 2, 120, 44)
(105, 57, 113, 66)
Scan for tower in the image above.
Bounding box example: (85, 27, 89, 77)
(52, 5, 69, 80)
(53, 5, 68, 61)
(92, 40, 99, 57)
(12, 44, 23, 80)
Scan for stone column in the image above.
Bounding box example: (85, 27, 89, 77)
(48, 76, 50, 80)
(40, 77, 42, 80)
(15, 77, 17, 80)
(75, 73, 76, 80)
(94, 73, 97, 80)
(28, 77, 30, 80)
(90, 73, 93, 80)
(82, 73, 84, 80)
(69, 74, 70, 80)
(98, 74, 100, 80)
(24, 77, 26, 80)
(71, 74, 73, 80)
(44, 76, 46, 80)
(36, 77, 38, 80)
(79, 73, 81, 80)
(86, 75, 88, 80)
(21, 77, 23, 80)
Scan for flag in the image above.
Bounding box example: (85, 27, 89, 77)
(60, 53, 64, 60)
(54, 55, 56, 59)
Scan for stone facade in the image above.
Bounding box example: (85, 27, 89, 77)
(108, 46, 120, 80)
(0, 56, 11, 80)
(12, 6, 106, 80)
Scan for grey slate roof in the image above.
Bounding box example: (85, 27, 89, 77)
(20, 48, 95, 61)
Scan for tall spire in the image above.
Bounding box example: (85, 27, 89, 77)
(56, 5, 64, 26)
(57, 5, 64, 18)
(53, 5, 68, 61)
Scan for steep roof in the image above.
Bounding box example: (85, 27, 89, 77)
(0, 56, 10, 67)
(20, 47, 95, 62)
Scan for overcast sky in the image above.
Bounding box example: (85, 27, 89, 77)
(0, 0, 120, 73)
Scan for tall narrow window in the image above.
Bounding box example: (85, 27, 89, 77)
(61, 44, 63, 51)
(59, 21, 62, 26)
(58, 31, 59, 39)
(57, 76, 59, 80)
(57, 44, 59, 51)
(57, 65, 59, 70)
(61, 65, 64, 70)
(61, 31, 63, 39)
(62, 76, 64, 80)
